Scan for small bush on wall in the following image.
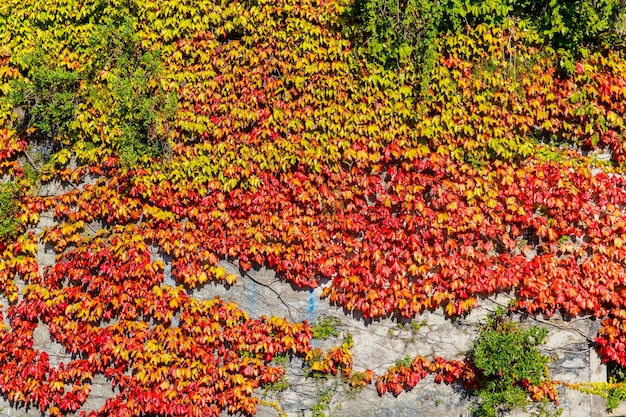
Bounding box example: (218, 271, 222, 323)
(469, 307, 555, 417)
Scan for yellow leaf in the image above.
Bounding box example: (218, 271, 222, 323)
(214, 266, 226, 279)
(225, 274, 237, 285)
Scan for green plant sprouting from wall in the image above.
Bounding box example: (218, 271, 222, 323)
(6, 15, 177, 168)
(311, 382, 337, 417)
(566, 363, 626, 412)
(349, 0, 625, 85)
(606, 363, 626, 411)
(0, 182, 21, 242)
(312, 316, 342, 340)
(606, 385, 626, 412)
(85, 17, 177, 167)
(468, 307, 555, 417)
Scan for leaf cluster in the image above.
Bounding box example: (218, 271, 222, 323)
(8, 52, 79, 140)
(468, 308, 552, 417)
(376, 355, 474, 395)
(2, 6, 176, 167)
(2, 0, 626, 415)
(0, 182, 20, 241)
(350, 0, 625, 80)
(312, 316, 342, 340)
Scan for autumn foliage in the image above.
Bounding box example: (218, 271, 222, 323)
(1, 0, 626, 415)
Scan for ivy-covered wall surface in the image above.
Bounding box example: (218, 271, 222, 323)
(0, 259, 613, 417)
(2, 0, 626, 416)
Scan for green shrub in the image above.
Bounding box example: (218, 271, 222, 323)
(0, 183, 21, 241)
(606, 363, 626, 412)
(349, 0, 625, 80)
(468, 307, 552, 417)
(606, 385, 626, 412)
(6, 14, 177, 167)
(9, 50, 80, 141)
(85, 18, 177, 166)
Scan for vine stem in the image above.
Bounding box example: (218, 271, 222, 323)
(23, 149, 40, 173)
(486, 297, 595, 341)
(225, 260, 295, 322)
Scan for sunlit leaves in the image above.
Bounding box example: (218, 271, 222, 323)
(376, 356, 476, 396)
(2, 0, 626, 414)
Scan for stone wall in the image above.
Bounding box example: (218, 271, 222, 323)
(0, 180, 624, 416)
(204, 263, 616, 417)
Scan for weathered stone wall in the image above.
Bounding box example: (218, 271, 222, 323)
(204, 263, 616, 417)
(0, 178, 624, 416)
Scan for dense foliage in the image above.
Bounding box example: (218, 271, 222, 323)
(352, 0, 625, 77)
(1, 0, 626, 415)
(468, 308, 552, 417)
(0, 182, 20, 241)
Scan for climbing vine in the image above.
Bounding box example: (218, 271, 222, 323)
(1, 0, 626, 415)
